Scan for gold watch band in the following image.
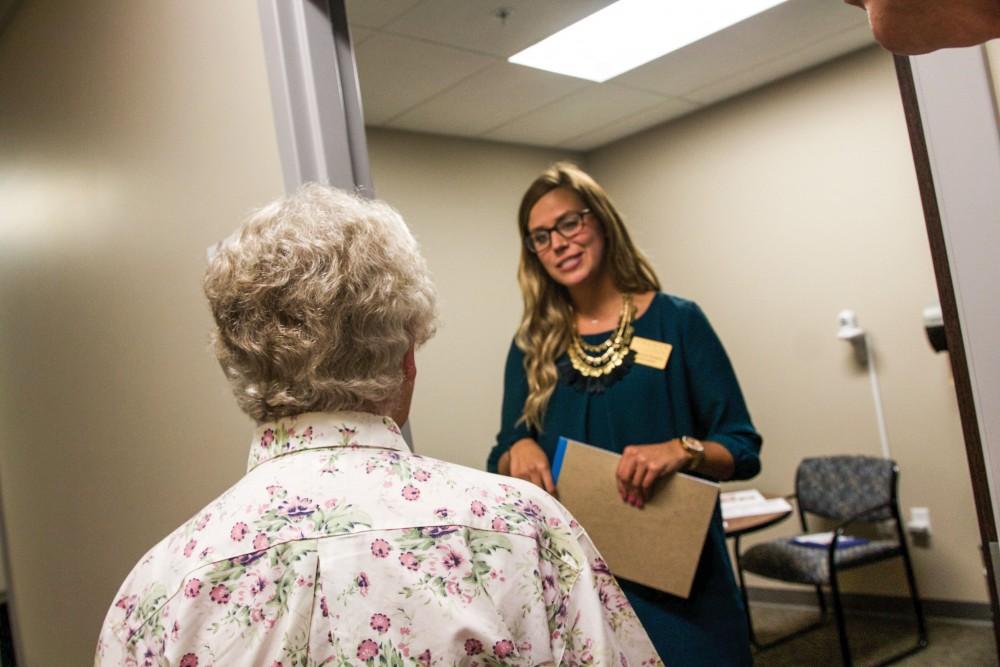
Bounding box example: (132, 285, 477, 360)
(681, 435, 705, 471)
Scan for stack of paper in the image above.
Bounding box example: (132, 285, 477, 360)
(720, 489, 793, 520)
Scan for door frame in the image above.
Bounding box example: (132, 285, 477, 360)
(894, 48, 1000, 652)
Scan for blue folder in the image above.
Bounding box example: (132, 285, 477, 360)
(551, 436, 570, 484)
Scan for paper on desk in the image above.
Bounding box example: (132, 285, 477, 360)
(721, 489, 766, 505)
(720, 492, 793, 520)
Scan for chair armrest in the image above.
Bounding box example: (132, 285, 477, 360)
(831, 500, 894, 534)
(822, 500, 895, 560)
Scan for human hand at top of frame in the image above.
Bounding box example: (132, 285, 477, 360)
(844, 0, 1000, 55)
(616, 440, 691, 508)
(508, 438, 557, 495)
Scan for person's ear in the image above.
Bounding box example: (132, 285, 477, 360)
(402, 344, 416, 382)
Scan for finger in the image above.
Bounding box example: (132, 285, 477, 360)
(617, 477, 627, 502)
(617, 453, 636, 488)
(640, 468, 660, 497)
(620, 456, 641, 504)
(527, 469, 545, 490)
(513, 458, 533, 483)
(630, 461, 647, 495)
(541, 467, 556, 495)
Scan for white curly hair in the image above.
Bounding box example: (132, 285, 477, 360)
(204, 183, 437, 423)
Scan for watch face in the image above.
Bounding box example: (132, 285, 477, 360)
(683, 436, 703, 452)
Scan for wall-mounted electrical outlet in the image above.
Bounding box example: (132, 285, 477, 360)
(908, 507, 931, 534)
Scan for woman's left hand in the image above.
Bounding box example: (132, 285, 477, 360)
(616, 440, 690, 508)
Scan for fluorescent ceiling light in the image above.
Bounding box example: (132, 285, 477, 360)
(509, 0, 788, 82)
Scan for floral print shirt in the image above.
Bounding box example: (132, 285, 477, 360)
(96, 411, 662, 667)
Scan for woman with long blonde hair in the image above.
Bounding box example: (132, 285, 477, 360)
(487, 162, 762, 665)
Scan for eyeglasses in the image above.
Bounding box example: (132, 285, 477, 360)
(525, 209, 590, 253)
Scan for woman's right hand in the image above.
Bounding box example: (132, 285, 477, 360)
(501, 438, 556, 494)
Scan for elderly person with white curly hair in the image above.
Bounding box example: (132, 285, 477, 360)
(95, 184, 662, 667)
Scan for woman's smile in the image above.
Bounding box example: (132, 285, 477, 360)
(555, 252, 583, 272)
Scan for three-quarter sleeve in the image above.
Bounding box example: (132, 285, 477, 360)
(680, 302, 762, 480)
(486, 339, 534, 473)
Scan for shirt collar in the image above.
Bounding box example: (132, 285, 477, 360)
(246, 410, 409, 472)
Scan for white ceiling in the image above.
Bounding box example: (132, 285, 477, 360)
(347, 0, 875, 151)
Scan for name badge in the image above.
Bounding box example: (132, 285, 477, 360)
(630, 336, 672, 369)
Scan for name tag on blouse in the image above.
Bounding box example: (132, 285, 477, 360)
(630, 336, 672, 369)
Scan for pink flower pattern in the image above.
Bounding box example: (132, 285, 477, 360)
(399, 551, 419, 571)
(95, 412, 660, 667)
(464, 638, 483, 656)
(370, 612, 390, 633)
(494, 639, 515, 658)
(356, 639, 378, 661)
(183, 579, 201, 598)
(370, 538, 391, 558)
(230, 522, 248, 541)
(209, 584, 229, 605)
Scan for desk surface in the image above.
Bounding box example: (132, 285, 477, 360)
(723, 507, 793, 537)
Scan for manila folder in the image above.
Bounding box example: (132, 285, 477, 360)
(556, 438, 719, 598)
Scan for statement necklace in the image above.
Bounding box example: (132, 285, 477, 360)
(567, 294, 636, 378)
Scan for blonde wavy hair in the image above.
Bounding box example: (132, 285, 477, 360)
(204, 184, 437, 423)
(516, 162, 660, 431)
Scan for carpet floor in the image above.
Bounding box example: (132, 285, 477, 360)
(751, 603, 997, 666)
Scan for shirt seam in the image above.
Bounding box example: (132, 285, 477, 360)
(116, 527, 544, 646)
(246, 442, 411, 473)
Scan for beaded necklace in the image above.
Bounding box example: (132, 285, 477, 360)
(567, 293, 636, 378)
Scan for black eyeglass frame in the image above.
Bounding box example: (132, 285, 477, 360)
(524, 208, 592, 253)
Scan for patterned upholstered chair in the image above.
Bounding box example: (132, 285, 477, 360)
(734, 456, 928, 665)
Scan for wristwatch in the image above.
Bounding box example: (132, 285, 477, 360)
(680, 435, 705, 471)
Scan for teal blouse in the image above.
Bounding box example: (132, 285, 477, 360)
(487, 293, 762, 665)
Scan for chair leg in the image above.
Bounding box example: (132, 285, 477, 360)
(814, 583, 828, 618)
(733, 536, 761, 648)
(900, 544, 929, 648)
(829, 569, 853, 667)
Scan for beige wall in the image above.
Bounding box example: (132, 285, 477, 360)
(0, 2, 283, 665)
(587, 46, 984, 602)
(367, 129, 580, 469)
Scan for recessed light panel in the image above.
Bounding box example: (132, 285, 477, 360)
(509, 0, 788, 82)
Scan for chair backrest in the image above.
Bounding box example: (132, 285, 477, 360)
(795, 455, 898, 522)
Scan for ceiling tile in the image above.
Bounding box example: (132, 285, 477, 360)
(387, 62, 588, 137)
(559, 98, 700, 151)
(484, 84, 667, 148)
(345, 0, 422, 29)
(614, 0, 871, 97)
(350, 0, 880, 149)
(355, 33, 495, 125)
(381, 0, 615, 58)
(685, 24, 876, 105)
